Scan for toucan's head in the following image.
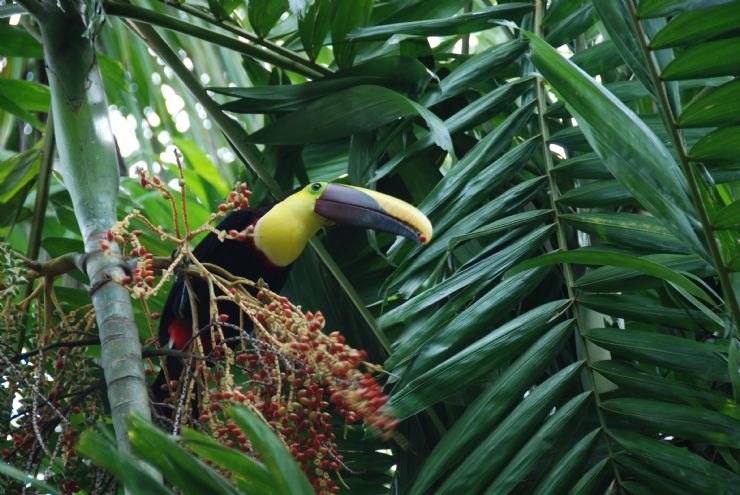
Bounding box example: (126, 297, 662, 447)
(253, 182, 432, 266)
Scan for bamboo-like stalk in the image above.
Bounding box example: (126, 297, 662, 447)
(17, 0, 159, 478)
(16, 111, 56, 355)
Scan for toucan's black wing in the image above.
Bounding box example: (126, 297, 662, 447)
(157, 207, 270, 349)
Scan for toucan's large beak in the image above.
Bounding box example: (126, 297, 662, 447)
(314, 183, 433, 244)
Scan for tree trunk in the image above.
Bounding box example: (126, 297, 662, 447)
(19, 0, 158, 477)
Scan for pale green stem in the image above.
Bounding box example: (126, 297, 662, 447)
(18, 0, 159, 481)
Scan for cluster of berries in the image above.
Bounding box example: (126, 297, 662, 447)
(189, 290, 396, 494)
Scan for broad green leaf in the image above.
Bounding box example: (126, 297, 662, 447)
(689, 126, 740, 163)
(433, 39, 529, 102)
(583, 328, 728, 381)
(679, 79, 740, 128)
(610, 430, 740, 494)
(348, 132, 374, 185)
(372, 0, 468, 24)
(579, 293, 723, 332)
(370, 78, 532, 183)
(432, 137, 539, 234)
(42, 237, 85, 259)
(605, 80, 652, 102)
(0, 462, 61, 495)
(331, 0, 372, 68)
(569, 458, 611, 495)
(561, 213, 686, 253)
(662, 38, 740, 80)
(411, 102, 535, 213)
(527, 31, 707, 258)
(558, 180, 634, 207)
(650, 2, 740, 48)
(347, 3, 531, 40)
(208, 0, 241, 20)
(541, 0, 587, 27)
(592, 360, 733, 411)
(549, 126, 589, 150)
(435, 359, 583, 494)
(549, 80, 652, 118)
(77, 427, 172, 495)
(388, 301, 571, 420)
(601, 398, 740, 448)
(298, 0, 332, 61)
(387, 144, 540, 289)
(484, 392, 592, 494)
(552, 152, 612, 179)
(98, 52, 131, 101)
(173, 137, 230, 198)
(247, 85, 452, 154)
(0, 148, 40, 203)
(592, 0, 654, 95)
(570, 40, 623, 76)
(0, 79, 50, 112)
(447, 209, 552, 248)
(575, 254, 714, 293)
(227, 405, 314, 495)
(181, 429, 276, 495)
(379, 223, 553, 327)
(248, 0, 288, 38)
(0, 184, 31, 238)
(638, 0, 737, 18)
(546, 3, 598, 47)
(406, 319, 575, 495)
(712, 199, 740, 230)
(0, 92, 43, 130)
(0, 25, 43, 58)
(218, 56, 430, 113)
(395, 267, 550, 375)
(507, 248, 713, 303)
(127, 415, 239, 495)
(530, 429, 601, 495)
(616, 455, 697, 495)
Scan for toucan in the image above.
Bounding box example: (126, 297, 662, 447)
(151, 181, 432, 418)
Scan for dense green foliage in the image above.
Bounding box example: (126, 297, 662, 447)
(1, 0, 739, 493)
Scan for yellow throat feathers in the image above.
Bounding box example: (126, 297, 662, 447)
(252, 189, 331, 267)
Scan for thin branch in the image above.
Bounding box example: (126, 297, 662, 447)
(157, 0, 332, 77)
(13, 338, 101, 362)
(16, 109, 55, 354)
(26, 109, 55, 262)
(105, 1, 325, 79)
(23, 252, 83, 280)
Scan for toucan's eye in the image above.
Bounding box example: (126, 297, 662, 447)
(310, 183, 322, 192)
